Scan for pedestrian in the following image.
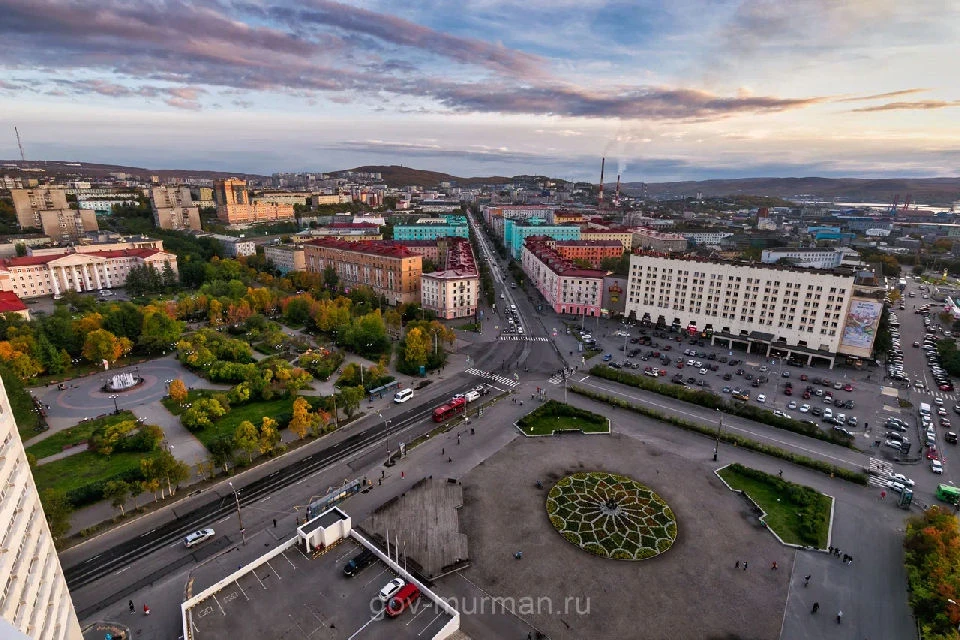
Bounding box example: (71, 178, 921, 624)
(803, 574, 811, 587)
(846, 555, 854, 566)
(735, 560, 740, 568)
(880, 490, 886, 500)
(442, 448, 445, 455)
(273, 519, 277, 528)
(143, 604, 150, 616)
(743, 561, 748, 571)
(778, 469, 783, 478)
(520, 401, 523, 406)
(129, 600, 135, 614)
(770, 561, 778, 570)
(457, 435, 461, 445)
(811, 602, 819, 614)
(448, 457, 452, 462)
(828, 546, 834, 554)
(836, 610, 843, 624)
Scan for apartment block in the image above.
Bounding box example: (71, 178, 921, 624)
(420, 237, 479, 319)
(299, 223, 382, 242)
(682, 232, 734, 246)
(579, 226, 634, 251)
(39, 209, 99, 244)
(214, 178, 294, 225)
(203, 234, 256, 258)
(10, 188, 69, 229)
(264, 244, 305, 274)
(304, 239, 422, 305)
(631, 228, 688, 252)
(504, 219, 581, 259)
(0, 375, 84, 640)
(0, 248, 178, 299)
(252, 192, 311, 207)
(521, 236, 605, 317)
(625, 254, 857, 364)
(151, 186, 202, 231)
(551, 240, 624, 268)
(760, 248, 845, 269)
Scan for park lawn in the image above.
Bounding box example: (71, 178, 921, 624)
(161, 389, 214, 416)
(518, 400, 610, 436)
(718, 465, 831, 549)
(192, 396, 323, 451)
(26, 411, 138, 460)
(31, 449, 157, 496)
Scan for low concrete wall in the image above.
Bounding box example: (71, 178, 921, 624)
(350, 530, 461, 639)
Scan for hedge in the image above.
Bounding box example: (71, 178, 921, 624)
(570, 385, 868, 485)
(589, 365, 855, 448)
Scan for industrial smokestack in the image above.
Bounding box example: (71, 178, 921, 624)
(615, 174, 621, 206)
(599, 157, 605, 204)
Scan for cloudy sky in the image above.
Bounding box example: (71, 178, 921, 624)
(0, 0, 958, 181)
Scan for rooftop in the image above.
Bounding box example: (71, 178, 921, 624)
(553, 239, 623, 248)
(0, 247, 166, 268)
(523, 236, 606, 279)
(0, 292, 27, 313)
(305, 238, 418, 259)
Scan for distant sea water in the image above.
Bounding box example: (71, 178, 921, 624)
(833, 202, 953, 213)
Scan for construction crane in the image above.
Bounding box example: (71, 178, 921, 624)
(14, 126, 25, 162)
(890, 194, 899, 214)
(902, 194, 911, 212)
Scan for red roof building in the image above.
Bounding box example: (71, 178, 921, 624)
(0, 291, 29, 319)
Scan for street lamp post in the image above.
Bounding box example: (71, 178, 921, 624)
(228, 481, 245, 545)
(109, 394, 119, 414)
(713, 408, 723, 461)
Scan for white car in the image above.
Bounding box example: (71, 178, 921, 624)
(890, 473, 915, 487)
(184, 528, 216, 548)
(787, 401, 798, 410)
(885, 480, 906, 493)
(931, 460, 944, 474)
(378, 577, 406, 602)
(936, 397, 945, 406)
(756, 394, 766, 403)
(699, 368, 708, 375)
(799, 404, 810, 413)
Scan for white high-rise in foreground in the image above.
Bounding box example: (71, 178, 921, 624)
(0, 377, 83, 640)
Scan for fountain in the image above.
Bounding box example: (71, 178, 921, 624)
(102, 371, 144, 392)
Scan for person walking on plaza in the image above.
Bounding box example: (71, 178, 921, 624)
(811, 602, 819, 614)
(128, 600, 135, 614)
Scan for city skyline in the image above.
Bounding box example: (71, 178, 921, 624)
(0, 0, 958, 181)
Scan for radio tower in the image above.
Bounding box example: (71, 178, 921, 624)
(14, 126, 25, 162)
(598, 157, 605, 209)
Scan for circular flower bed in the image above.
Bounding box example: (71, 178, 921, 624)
(546, 472, 677, 560)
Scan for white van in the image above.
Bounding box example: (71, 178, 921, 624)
(394, 388, 414, 404)
(920, 402, 932, 416)
(464, 390, 481, 402)
(184, 528, 215, 548)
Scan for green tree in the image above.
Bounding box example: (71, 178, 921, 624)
(234, 419, 260, 462)
(103, 479, 131, 517)
(338, 385, 364, 418)
(322, 265, 339, 291)
(156, 449, 190, 496)
(13, 242, 26, 257)
(139, 309, 184, 354)
(208, 435, 235, 472)
(40, 488, 73, 543)
(82, 329, 132, 364)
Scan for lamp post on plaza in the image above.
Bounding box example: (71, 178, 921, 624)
(109, 394, 119, 414)
(228, 481, 245, 545)
(713, 408, 723, 461)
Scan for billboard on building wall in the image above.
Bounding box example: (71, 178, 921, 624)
(837, 298, 883, 358)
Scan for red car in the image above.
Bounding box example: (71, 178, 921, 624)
(941, 418, 952, 428)
(927, 446, 939, 460)
(940, 383, 955, 392)
(676, 362, 684, 369)
(800, 374, 808, 381)
(843, 384, 853, 392)
(802, 392, 811, 399)
(784, 388, 793, 396)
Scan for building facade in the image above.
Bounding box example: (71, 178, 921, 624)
(264, 244, 305, 274)
(393, 220, 469, 241)
(10, 188, 69, 229)
(151, 186, 202, 231)
(304, 239, 422, 305)
(0, 248, 178, 299)
(760, 248, 845, 269)
(579, 227, 634, 251)
(625, 254, 856, 362)
(204, 234, 256, 258)
(420, 237, 479, 319)
(214, 178, 295, 225)
(252, 192, 311, 207)
(504, 219, 581, 259)
(520, 237, 604, 317)
(682, 232, 735, 246)
(551, 240, 624, 267)
(0, 376, 85, 640)
(631, 228, 688, 252)
(39, 209, 99, 244)
(299, 223, 382, 242)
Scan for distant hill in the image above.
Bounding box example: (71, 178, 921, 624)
(340, 165, 511, 188)
(0, 160, 266, 182)
(624, 177, 960, 206)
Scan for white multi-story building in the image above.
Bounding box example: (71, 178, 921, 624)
(682, 232, 734, 246)
(0, 248, 178, 299)
(203, 234, 256, 258)
(625, 254, 858, 366)
(0, 376, 84, 640)
(420, 237, 479, 319)
(264, 244, 305, 274)
(760, 248, 846, 269)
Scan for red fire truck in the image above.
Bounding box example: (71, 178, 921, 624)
(432, 396, 467, 422)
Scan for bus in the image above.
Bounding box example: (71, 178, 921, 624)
(936, 484, 960, 505)
(432, 396, 467, 422)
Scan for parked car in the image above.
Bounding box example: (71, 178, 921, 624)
(378, 577, 407, 603)
(756, 394, 766, 403)
(184, 529, 216, 548)
(931, 460, 944, 474)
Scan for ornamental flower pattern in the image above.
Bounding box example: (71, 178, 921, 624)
(545, 472, 677, 560)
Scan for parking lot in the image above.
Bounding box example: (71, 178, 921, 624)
(188, 539, 452, 639)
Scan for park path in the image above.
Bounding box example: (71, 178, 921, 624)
(132, 399, 209, 469)
(35, 443, 89, 465)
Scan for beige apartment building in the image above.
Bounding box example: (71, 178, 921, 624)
(304, 239, 422, 305)
(39, 209, 99, 244)
(420, 237, 479, 319)
(214, 178, 294, 225)
(10, 188, 69, 229)
(0, 376, 84, 640)
(264, 244, 306, 274)
(580, 227, 634, 251)
(151, 186, 202, 231)
(0, 248, 178, 299)
(631, 228, 688, 252)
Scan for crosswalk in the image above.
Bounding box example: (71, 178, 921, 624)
(867, 458, 894, 487)
(498, 335, 550, 342)
(917, 389, 959, 402)
(465, 367, 520, 388)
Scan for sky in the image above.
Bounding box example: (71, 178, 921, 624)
(0, 0, 958, 182)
